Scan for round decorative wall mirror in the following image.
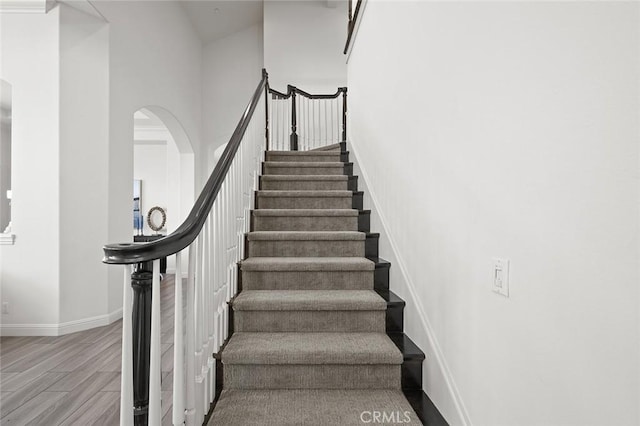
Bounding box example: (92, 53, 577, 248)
(147, 206, 166, 233)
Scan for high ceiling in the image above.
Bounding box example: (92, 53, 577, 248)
(179, 0, 263, 43)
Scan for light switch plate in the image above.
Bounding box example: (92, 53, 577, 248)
(492, 258, 509, 297)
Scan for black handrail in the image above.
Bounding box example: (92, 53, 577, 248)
(103, 69, 269, 265)
(344, 0, 363, 54)
(269, 86, 346, 100)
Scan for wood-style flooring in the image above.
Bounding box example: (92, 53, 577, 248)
(0, 275, 179, 425)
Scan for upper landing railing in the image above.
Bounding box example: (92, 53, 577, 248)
(267, 85, 347, 151)
(102, 69, 347, 426)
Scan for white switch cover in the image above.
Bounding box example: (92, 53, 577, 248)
(493, 258, 509, 297)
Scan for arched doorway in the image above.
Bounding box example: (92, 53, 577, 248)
(133, 107, 195, 274)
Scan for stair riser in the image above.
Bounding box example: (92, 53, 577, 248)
(366, 234, 379, 258)
(402, 360, 423, 391)
(352, 192, 363, 210)
(247, 240, 365, 257)
(374, 263, 390, 292)
(224, 365, 401, 390)
(256, 197, 352, 210)
(386, 303, 404, 333)
(359, 211, 370, 232)
(260, 180, 348, 191)
(266, 154, 344, 163)
(234, 311, 385, 333)
(241, 271, 374, 290)
(252, 216, 358, 232)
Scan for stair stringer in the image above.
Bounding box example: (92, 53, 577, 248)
(347, 138, 472, 426)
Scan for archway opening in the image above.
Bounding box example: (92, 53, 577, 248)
(133, 107, 195, 274)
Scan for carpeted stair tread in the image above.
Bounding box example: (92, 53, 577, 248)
(252, 209, 358, 217)
(208, 389, 421, 425)
(261, 175, 348, 181)
(241, 257, 374, 271)
(267, 150, 343, 156)
(233, 290, 386, 311)
(264, 161, 345, 168)
(256, 190, 352, 197)
(247, 231, 365, 241)
(266, 151, 345, 162)
(222, 332, 403, 365)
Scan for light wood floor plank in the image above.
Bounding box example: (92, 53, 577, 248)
(0, 391, 67, 424)
(0, 342, 45, 369)
(102, 372, 121, 392)
(1, 344, 86, 391)
(0, 337, 33, 354)
(58, 392, 120, 426)
(92, 396, 119, 426)
(26, 372, 118, 425)
(0, 371, 67, 417)
(52, 333, 121, 372)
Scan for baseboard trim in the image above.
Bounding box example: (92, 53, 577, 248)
(348, 138, 472, 426)
(0, 307, 123, 337)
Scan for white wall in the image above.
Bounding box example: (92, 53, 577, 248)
(264, 0, 347, 93)
(134, 143, 168, 235)
(0, 9, 61, 331)
(1, 1, 202, 334)
(0, 81, 11, 232)
(93, 0, 203, 316)
(59, 4, 110, 326)
(347, 2, 639, 426)
(202, 23, 263, 172)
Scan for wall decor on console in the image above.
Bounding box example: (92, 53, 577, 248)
(147, 206, 166, 234)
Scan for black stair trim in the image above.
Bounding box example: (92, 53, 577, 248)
(348, 175, 358, 191)
(403, 390, 449, 426)
(368, 256, 391, 292)
(388, 332, 426, 391)
(365, 232, 379, 258)
(388, 332, 425, 362)
(358, 209, 370, 232)
(352, 191, 364, 210)
(343, 162, 354, 176)
(376, 289, 405, 333)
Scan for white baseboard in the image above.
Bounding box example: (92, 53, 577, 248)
(348, 138, 472, 426)
(0, 307, 123, 337)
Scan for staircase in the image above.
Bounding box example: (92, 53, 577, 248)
(209, 142, 424, 425)
(105, 72, 446, 425)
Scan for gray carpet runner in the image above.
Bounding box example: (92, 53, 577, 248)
(210, 148, 421, 425)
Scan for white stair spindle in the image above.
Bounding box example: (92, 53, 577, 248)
(149, 259, 162, 425)
(194, 235, 204, 424)
(120, 265, 134, 426)
(185, 243, 196, 426)
(172, 253, 185, 426)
